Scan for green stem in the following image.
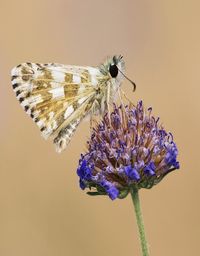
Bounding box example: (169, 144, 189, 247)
(130, 187, 149, 256)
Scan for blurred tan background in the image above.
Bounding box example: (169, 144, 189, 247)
(0, 0, 199, 255)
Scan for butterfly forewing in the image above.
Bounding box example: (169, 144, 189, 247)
(11, 56, 126, 152)
(11, 62, 101, 152)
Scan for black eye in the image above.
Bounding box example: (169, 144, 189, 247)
(109, 64, 118, 78)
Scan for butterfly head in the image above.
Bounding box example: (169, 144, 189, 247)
(100, 55, 125, 85)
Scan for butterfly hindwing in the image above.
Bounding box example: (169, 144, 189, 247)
(53, 94, 95, 152)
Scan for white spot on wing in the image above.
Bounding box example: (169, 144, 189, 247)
(37, 119, 45, 128)
(73, 74, 81, 83)
(42, 126, 53, 139)
(51, 70, 65, 82)
(21, 99, 29, 107)
(26, 109, 31, 115)
(48, 111, 55, 119)
(88, 68, 100, 86)
(49, 87, 65, 99)
(88, 67, 99, 76)
(64, 106, 74, 119)
(78, 84, 86, 93)
(52, 120, 57, 130)
(78, 96, 87, 105)
(91, 76, 97, 86)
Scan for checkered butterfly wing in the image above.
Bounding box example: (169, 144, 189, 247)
(11, 63, 101, 152)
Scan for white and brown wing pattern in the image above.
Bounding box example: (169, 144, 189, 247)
(11, 62, 102, 152)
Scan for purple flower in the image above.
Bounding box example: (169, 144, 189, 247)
(100, 180, 119, 200)
(77, 159, 92, 181)
(124, 165, 140, 181)
(77, 101, 180, 200)
(144, 162, 156, 176)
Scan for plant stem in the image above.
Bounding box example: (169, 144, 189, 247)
(130, 187, 149, 256)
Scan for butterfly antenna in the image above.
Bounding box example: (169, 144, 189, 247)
(118, 69, 136, 92)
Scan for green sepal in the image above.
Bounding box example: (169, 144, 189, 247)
(87, 191, 106, 196)
(118, 188, 130, 199)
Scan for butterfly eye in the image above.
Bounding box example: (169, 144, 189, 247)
(109, 64, 118, 78)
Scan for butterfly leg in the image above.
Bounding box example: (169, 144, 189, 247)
(89, 99, 99, 132)
(117, 88, 130, 125)
(119, 88, 134, 105)
(106, 83, 111, 124)
(118, 88, 126, 109)
(90, 115, 94, 132)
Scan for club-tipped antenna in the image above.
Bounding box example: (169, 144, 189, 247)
(118, 69, 136, 92)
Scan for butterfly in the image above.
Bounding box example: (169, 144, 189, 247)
(11, 55, 135, 153)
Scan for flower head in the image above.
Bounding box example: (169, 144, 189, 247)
(77, 101, 180, 200)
